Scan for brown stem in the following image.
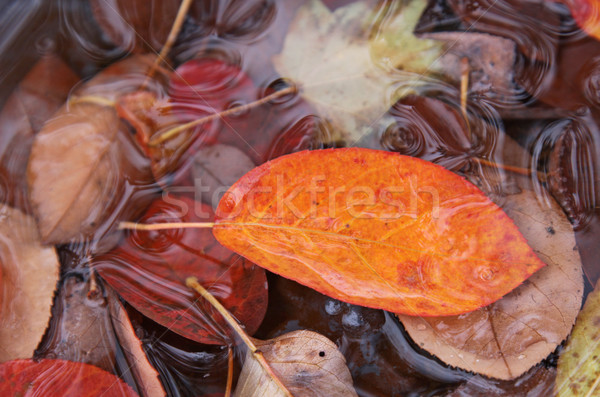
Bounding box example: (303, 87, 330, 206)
(144, 0, 194, 85)
(118, 221, 215, 231)
(460, 57, 471, 142)
(68, 95, 116, 108)
(186, 277, 293, 397)
(474, 157, 532, 176)
(149, 85, 297, 146)
(225, 346, 233, 397)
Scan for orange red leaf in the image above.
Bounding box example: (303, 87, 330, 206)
(213, 148, 545, 316)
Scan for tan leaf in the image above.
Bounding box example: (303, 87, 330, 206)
(0, 204, 60, 362)
(234, 330, 357, 397)
(27, 56, 158, 245)
(107, 287, 165, 397)
(398, 137, 583, 380)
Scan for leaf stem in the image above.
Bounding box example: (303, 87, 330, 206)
(225, 346, 233, 397)
(149, 85, 297, 146)
(186, 277, 293, 397)
(118, 221, 215, 231)
(460, 57, 471, 142)
(144, 0, 194, 84)
(474, 157, 532, 176)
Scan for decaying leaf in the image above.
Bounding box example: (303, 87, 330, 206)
(0, 54, 79, 212)
(398, 137, 583, 380)
(27, 56, 160, 245)
(234, 330, 358, 397)
(0, 358, 138, 396)
(0, 204, 60, 362)
(95, 195, 268, 344)
(556, 278, 600, 396)
(107, 287, 165, 397)
(273, 0, 443, 143)
(213, 148, 544, 316)
(35, 276, 116, 372)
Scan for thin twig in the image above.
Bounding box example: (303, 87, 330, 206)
(118, 221, 215, 231)
(474, 157, 532, 176)
(149, 85, 297, 146)
(68, 95, 116, 108)
(460, 57, 471, 141)
(144, 0, 194, 85)
(186, 277, 293, 397)
(225, 346, 233, 397)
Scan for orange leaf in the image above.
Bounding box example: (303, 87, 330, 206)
(212, 148, 545, 316)
(567, 0, 600, 40)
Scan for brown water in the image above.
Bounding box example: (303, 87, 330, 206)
(1, 0, 599, 395)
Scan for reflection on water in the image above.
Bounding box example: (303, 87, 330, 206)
(0, 0, 599, 395)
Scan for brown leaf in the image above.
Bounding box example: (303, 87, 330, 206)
(27, 56, 159, 245)
(191, 144, 256, 208)
(107, 287, 165, 397)
(398, 137, 583, 380)
(234, 330, 358, 397)
(0, 204, 60, 362)
(90, 0, 182, 52)
(0, 54, 79, 212)
(448, 366, 556, 396)
(36, 276, 116, 373)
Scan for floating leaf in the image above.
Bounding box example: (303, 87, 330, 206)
(273, 0, 443, 143)
(0, 359, 138, 396)
(107, 286, 166, 397)
(0, 204, 60, 362)
(556, 279, 600, 396)
(398, 136, 583, 380)
(212, 148, 545, 316)
(565, 0, 600, 41)
(27, 56, 160, 245)
(95, 195, 268, 344)
(234, 330, 358, 397)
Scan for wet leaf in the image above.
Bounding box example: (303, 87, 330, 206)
(213, 148, 545, 316)
(107, 287, 165, 397)
(273, 0, 443, 143)
(234, 330, 357, 397)
(0, 54, 79, 211)
(448, 366, 556, 396)
(95, 195, 268, 344)
(36, 276, 116, 372)
(90, 0, 182, 52)
(556, 279, 600, 396)
(398, 138, 583, 380)
(0, 358, 138, 396)
(27, 56, 159, 245)
(0, 204, 60, 362)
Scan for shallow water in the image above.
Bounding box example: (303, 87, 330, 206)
(0, 0, 599, 395)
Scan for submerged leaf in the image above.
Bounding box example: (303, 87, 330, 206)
(0, 204, 60, 362)
(27, 56, 159, 245)
(95, 195, 268, 344)
(213, 148, 544, 316)
(0, 359, 138, 396)
(273, 0, 442, 142)
(234, 330, 357, 397)
(556, 279, 600, 396)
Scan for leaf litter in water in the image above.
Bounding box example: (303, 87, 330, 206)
(0, 204, 60, 362)
(273, 0, 443, 143)
(210, 148, 545, 317)
(398, 136, 584, 380)
(95, 195, 268, 345)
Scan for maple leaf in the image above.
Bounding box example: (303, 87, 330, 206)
(273, 0, 442, 143)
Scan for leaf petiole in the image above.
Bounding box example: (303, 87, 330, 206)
(118, 221, 215, 230)
(185, 277, 293, 397)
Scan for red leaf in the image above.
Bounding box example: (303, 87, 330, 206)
(566, 0, 600, 41)
(213, 148, 545, 316)
(0, 359, 138, 397)
(95, 195, 268, 344)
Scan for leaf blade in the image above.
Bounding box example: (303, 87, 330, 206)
(214, 148, 545, 316)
